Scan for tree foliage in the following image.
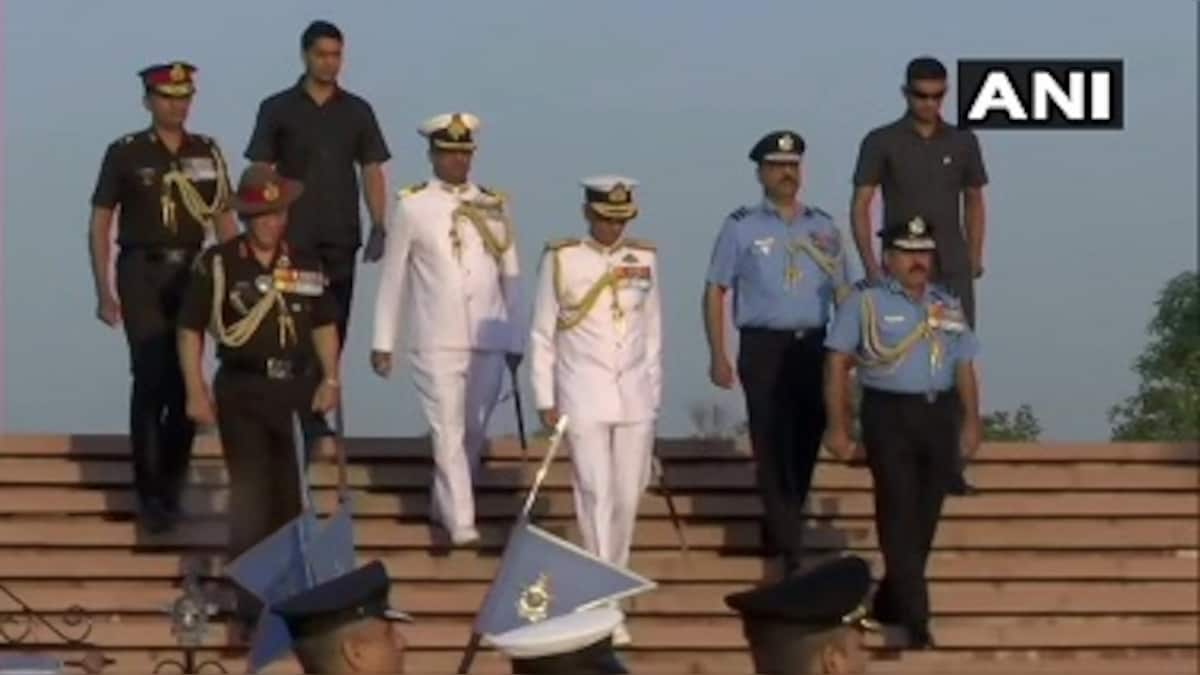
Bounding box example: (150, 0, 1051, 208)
(982, 404, 1042, 441)
(1108, 271, 1200, 441)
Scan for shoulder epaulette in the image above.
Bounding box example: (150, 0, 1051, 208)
(806, 205, 833, 220)
(398, 181, 427, 197)
(624, 238, 657, 252)
(118, 133, 136, 146)
(544, 238, 580, 251)
(727, 206, 751, 222)
(479, 185, 508, 200)
(933, 284, 961, 302)
(853, 278, 876, 292)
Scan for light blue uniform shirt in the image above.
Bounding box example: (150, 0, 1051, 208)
(825, 279, 980, 394)
(705, 201, 851, 330)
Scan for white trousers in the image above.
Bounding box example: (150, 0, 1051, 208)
(409, 349, 506, 532)
(567, 420, 656, 568)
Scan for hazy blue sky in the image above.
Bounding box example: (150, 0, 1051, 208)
(3, 1, 1196, 440)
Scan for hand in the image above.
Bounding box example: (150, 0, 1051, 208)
(185, 388, 217, 427)
(370, 350, 393, 378)
(505, 351, 523, 372)
(311, 435, 338, 462)
(96, 295, 122, 328)
(312, 380, 339, 414)
(709, 356, 736, 389)
(822, 428, 861, 463)
(538, 408, 560, 430)
(960, 417, 982, 459)
(362, 226, 387, 263)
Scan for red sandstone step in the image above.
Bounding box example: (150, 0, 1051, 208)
(3, 550, 1194, 582)
(0, 516, 1194, 551)
(4, 434, 1196, 464)
(27, 647, 1200, 675)
(4, 486, 1197, 518)
(2, 458, 1195, 491)
(4, 579, 1196, 616)
(10, 614, 1198, 649)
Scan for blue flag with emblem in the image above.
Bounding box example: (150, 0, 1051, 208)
(226, 413, 357, 672)
(470, 415, 656, 640)
(473, 520, 656, 638)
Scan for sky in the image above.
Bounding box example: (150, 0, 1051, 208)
(2, 0, 1197, 440)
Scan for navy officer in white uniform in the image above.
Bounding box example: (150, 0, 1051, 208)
(369, 112, 525, 546)
(529, 175, 662, 645)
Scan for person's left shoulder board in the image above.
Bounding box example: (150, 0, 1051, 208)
(623, 238, 657, 254)
(190, 243, 225, 277)
(805, 205, 834, 222)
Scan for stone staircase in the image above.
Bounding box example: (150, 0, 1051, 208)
(0, 434, 1196, 673)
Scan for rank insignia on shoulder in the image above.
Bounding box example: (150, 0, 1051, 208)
(806, 205, 832, 220)
(398, 181, 427, 197)
(624, 238, 656, 251)
(853, 278, 875, 292)
(545, 237, 579, 251)
(479, 185, 507, 200)
(728, 206, 751, 222)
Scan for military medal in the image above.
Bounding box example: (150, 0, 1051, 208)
(255, 275, 272, 294)
(924, 306, 944, 402)
(784, 240, 804, 287)
(161, 193, 177, 234)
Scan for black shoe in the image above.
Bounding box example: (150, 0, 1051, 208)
(907, 625, 936, 650)
(947, 472, 978, 496)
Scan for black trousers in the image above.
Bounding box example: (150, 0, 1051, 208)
(214, 367, 316, 618)
(861, 388, 959, 631)
(737, 328, 827, 562)
(934, 272, 975, 329)
(316, 244, 357, 349)
(115, 248, 197, 510)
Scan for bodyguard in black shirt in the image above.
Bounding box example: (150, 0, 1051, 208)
(88, 62, 237, 534)
(244, 20, 391, 349)
(177, 164, 340, 631)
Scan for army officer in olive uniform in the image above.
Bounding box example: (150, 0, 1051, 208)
(88, 61, 237, 534)
(177, 165, 340, 629)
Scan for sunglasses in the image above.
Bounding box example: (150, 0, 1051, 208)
(906, 87, 947, 101)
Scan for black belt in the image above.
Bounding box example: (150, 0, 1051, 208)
(739, 326, 827, 341)
(121, 246, 199, 265)
(863, 387, 957, 403)
(221, 357, 316, 381)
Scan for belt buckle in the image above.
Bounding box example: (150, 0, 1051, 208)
(164, 249, 188, 264)
(266, 358, 293, 380)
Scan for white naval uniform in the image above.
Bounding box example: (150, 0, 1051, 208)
(372, 177, 525, 534)
(529, 237, 663, 568)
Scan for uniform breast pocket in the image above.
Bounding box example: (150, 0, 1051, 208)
(744, 239, 776, 277)
(940, 148, 972, 188)
(617, 279, 651, 309)
(877, 314, 916, 345)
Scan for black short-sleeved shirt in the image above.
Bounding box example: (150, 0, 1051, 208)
(852, 115, 988, 275)
(244, 78, 391, 251)
(178, 236, 339, 363)
(91, 129, 232, 248)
